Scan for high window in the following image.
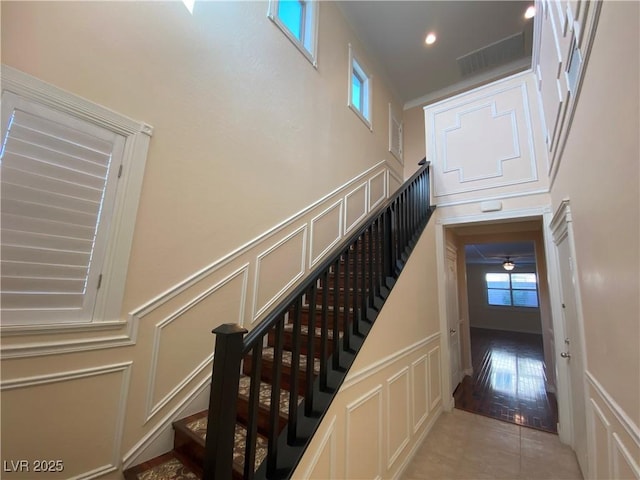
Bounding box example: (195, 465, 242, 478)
(268, 0, 318, 66)
(348, 44, 372, 129)
(485, 272, 539, 308)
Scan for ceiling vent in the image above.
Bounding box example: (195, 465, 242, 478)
(457, 31, 525, 77)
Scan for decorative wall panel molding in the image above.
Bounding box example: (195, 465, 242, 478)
(1, 362, 132, 478)
(368, 169, 387, 211)
(301, 416, 337, 480)
(145, 264, 248, 421)
(345, 386, 383, 480)
(589, 398, 613, 479)
(309, 200, 343, 268)
(386, 367, 411, 469)
(613, 433, 640, 479)
(344, 182, 368, 234)
(442, 102, 520, 183)
(585, 370, 640, 480)
(411, 355, 429, 433)
(532, 0, 603, 186)
(253, 225, 307, 321)
(425, 73, 545, 206)
(428, 346, 442, 411)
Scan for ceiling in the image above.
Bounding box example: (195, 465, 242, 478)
(465, 241, 536, 265)
(338, 1, 536, 107)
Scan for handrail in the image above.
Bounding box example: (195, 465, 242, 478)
(242, 162, 430, 350)
(204, 162, 433, 479)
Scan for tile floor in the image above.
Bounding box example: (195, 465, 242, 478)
(402, 409, 583, 480)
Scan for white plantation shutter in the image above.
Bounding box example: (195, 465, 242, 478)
(1, 92, 125, 325)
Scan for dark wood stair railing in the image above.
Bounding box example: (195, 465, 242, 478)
(122, 163, 433, 480)
(205, 163, 433, 479)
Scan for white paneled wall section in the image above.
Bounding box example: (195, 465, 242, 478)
(424, 72, 549, 208)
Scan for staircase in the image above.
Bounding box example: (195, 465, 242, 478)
(123, 164, 433, 480)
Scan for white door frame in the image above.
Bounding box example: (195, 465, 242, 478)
(548, 199, 590, 470)
(435, 205, 571, 430)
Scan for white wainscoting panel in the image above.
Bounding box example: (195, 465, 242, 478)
(411, 354, 429, 433)
(146, 264, 248, 421)
(301, 416, 337, 480)
(368, 169, 387, 211)
(1, 363, 131, 479)
(309, 200, 343, 268)
(252, 225, 307, 321)
(589, 398, 613, 480)
(613, 433, 640, 480)
(345, 385, 383, 480)
(586, 371, 640, 480)
(427, 76, 541, 204)
(428, 346, 441, 411)
(387, 367, 411, 469)
(344, 182, 368, 234)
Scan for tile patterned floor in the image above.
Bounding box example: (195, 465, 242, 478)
(402, 409, 583, 480)
(454, 328, 558, 433)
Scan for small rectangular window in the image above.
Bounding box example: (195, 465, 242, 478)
(348, 44, 372, 130)
(268, 0, 318, 67)
(486, 272, 539, 308)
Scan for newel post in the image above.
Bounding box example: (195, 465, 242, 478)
(203, 323, 248, 480)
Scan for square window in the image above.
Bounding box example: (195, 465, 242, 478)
(486, 272, 539, 308)
(348, 45, 372, 130)
(268, 0, 318, 67)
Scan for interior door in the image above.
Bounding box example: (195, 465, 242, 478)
(446, 244, 462, 392)
(556, 235, 587, 474)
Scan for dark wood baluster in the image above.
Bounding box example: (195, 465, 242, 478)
(287, 298, 302, 445)
(353, 239, 361, 337)
(368, 222, 374, 310)
(343, 248, 351, 352)
(244, 344, 263, 479)
(267, 320, 284, 476)
(305, 283, 317, 417)
(320, 269, 329, 391)
(332, 258, 341, 371)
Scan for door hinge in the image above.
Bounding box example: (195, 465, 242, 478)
(117, 164, 123, 178)
(97, 274, 103, 290)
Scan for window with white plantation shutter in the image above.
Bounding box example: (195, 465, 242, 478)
(1, 91, 125, 325)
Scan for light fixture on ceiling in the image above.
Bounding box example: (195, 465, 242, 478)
(425, 32, 437, 45)
(524, 5, 536, 19)
(503, 257, 516, 271)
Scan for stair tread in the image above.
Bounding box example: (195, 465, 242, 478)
(282, 322, 337, 339)
(238, 374, 302, 415)
(125, 452, 198, 480)
(183, 415, 268, 471)
(261, 347, 321, 373)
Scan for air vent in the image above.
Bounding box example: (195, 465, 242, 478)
(457, 32, 526, 77)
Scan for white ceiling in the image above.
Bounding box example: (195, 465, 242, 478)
(338, 1, 536, 107)
(465, 241, 537, 265)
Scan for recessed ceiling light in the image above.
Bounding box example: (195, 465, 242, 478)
(425, 32, 437, 45)
(524, 5, 536, 19)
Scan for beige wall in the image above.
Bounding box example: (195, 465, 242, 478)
(547, 1, 640, 475)
(292, 220, 442, 479)
(0, 1, 407, 477)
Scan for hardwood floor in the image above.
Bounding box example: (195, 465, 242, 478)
(454, 327, 558, 433)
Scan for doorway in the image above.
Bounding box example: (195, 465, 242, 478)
(440, 220, 560, 434)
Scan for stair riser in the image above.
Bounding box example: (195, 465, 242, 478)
(267, 328, 336, 357)
(243, 357, 313, 397)
(236, 396, 287, 437)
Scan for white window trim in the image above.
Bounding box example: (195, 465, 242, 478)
(348, 44, 373, 131)
(0, 65, 153, 336)
(268, 0, 319, 68)
(388, 103, 403, 165)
